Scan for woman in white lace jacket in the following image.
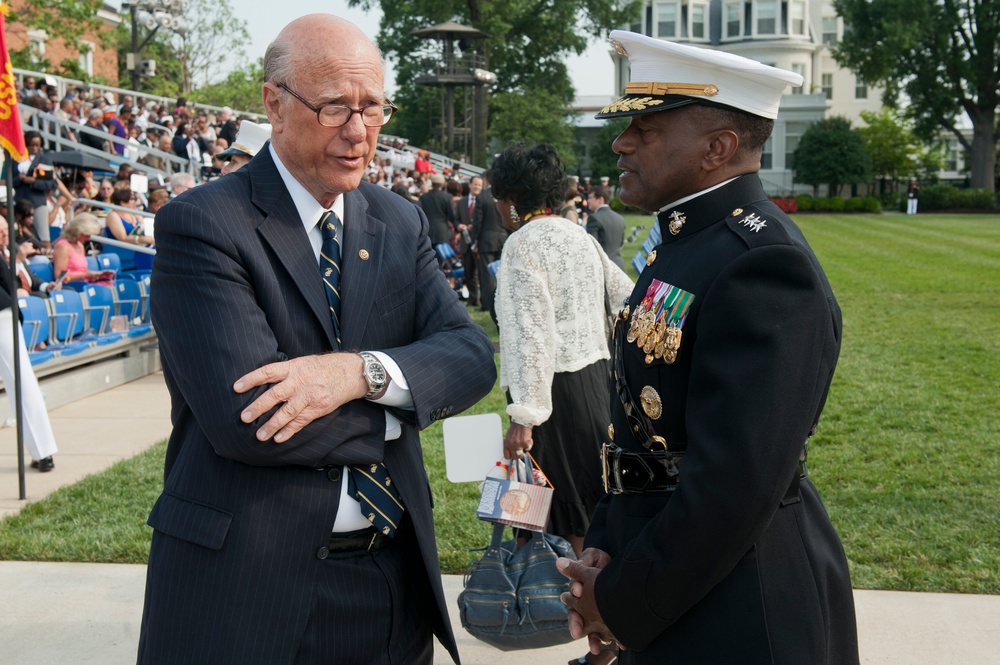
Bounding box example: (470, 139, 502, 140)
(493, 143, 633, 556)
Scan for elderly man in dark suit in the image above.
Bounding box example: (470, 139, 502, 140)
(585, 184, 627, 271)
(471, 170, 508, 315)
(138, 14, 496, 665)
(455, 175, 482, 306)
(560, 32, 858, 665)
(419, 173, 456, 247)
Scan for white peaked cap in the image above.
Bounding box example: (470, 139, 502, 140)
(218, 121, 272, 158)
(597, 31, 804, 121)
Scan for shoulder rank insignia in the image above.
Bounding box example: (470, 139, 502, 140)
(626, 278, 695, 365)
(738, 212, 767, 233)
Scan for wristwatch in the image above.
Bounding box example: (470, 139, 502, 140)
(359, 351, 388, 400)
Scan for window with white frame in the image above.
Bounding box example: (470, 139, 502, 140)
(791, 63, 806, 94)
(789, 0, 807, 36)
(786, 122, 808, 169)
(855, 77, 867, 99)
(944, 139, 960, 172)
(689, 2, 708, 39)
(656, 2, 679, 38)
(27, 29, 47, 66)
(79, 40, 95, 77)
(821, 73, 834, 99)
(762, 137, 773, 170)
(822, 17, 838, 45)
(756, 0, 778, 35)
(725, 1, 743, 38)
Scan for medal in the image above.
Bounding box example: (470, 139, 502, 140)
(639, 386, 662, 419)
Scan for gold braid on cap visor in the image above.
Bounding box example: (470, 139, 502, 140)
(599, 82, 720, 115)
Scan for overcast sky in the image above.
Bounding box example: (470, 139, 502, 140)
(238, 0, 616, 98)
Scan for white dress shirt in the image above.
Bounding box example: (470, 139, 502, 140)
(270, 144, 414, 531)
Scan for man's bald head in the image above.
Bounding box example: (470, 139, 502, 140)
(263, 14, 381, 88)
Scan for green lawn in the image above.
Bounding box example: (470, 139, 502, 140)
(1, 213, 998, 594)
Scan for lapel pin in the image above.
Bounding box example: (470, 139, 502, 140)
(359, 249, 370, 260)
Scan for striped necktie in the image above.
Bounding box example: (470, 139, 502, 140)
(318, 211, 342, 347)
(318, 211, 405, 536)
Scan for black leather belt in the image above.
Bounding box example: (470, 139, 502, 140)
(602, 443, 683, 494)
(328, 528, 392, 553)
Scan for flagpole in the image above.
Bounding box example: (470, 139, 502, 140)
(5, 148, 26, 500)
(2, 0, 31, 500)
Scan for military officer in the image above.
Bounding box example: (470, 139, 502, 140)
(558, 32, 860, 665)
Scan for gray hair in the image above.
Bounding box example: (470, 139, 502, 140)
(263, 30, 384, 89)
(63, 213, 101, 241)
(170, 173, 196, 188)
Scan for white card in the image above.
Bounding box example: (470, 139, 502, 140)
(442, 413, 504, 483)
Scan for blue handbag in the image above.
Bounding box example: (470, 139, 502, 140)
(457, 517, 578, 650)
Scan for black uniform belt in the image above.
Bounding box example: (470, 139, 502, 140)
(328, 528, 392, 552)
(602, 443, 810, 496)
(602, 443, 683, 494)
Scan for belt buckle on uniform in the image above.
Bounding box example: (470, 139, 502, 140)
(601, 443, 615, 494)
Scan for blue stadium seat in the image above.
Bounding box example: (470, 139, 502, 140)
(487, 260, 501, 279)
(115, 280, 153, 335)
(18, 296, 50, 352)
(29, 262, 54, 283)
(97, 252, 122, 274)
(86, 256, 99, 271)
(631, 252, 646, 276)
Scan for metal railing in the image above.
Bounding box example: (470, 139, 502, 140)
(19, 104, 198, 182)
(13, 66, 266, 123)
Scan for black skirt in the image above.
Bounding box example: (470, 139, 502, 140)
(530, 358, 610, 538)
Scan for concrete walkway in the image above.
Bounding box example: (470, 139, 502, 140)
(2, 373, 999, 664)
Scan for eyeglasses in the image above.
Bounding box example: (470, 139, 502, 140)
(276, 83, 396, 128)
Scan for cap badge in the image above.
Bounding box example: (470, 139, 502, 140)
(610, 38, 629, 57)
(599, 96, 665, 115)
(668, 210, 686, 235)
(739, 213, 767, 233)
(731, 208, 744, 217)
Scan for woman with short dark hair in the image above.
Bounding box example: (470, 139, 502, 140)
(492, 143, 633, 560)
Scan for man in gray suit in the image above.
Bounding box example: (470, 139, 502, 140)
(586, 185, 627, 271)
(138, 14, 496, 665)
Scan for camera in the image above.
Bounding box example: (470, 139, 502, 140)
(201, 165, 222, 182)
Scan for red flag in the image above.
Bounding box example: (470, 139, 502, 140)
(0, 2, 28, 162)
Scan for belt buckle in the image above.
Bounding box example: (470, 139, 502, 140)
(602, 443, 624, 494)
(601, 443, 613, 494)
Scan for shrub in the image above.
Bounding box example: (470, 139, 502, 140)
(812, 196, 830, 211)
(770, 197, 798, 213)
(844, 196, 864, 212)
(953, 188, 996, 210)
(862, 196, 882, 212)
(795, 194, 814, 211)
(919, 183, 956, 211)
(826, 197, 845, 212)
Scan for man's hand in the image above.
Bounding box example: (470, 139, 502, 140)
(234, 353, 367, 443)
(558, 550, 625, 654)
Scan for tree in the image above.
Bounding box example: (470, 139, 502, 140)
(350, 0, 640, 166)
(586, 116, 629, 184)
(488, 90, 576, 167)
(832, 0, 999, 191)
(793, 116, 871, 197)
(857, 108, 919, 196)
(191, 59, 265, 114)
(7, 0, 104, 75)
(114, 0, 250, 95)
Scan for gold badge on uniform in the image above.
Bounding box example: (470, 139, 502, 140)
(639, 386, 662, 419)
(646, 250, 657, 266)
(626, 279, 695, 365)
(668, 210, 686, 235)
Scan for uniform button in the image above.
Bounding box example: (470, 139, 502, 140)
(316, 546, 330, 560)
(327, 467, 342, 482)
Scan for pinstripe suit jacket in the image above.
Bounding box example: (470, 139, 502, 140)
(138, 148, 496, 665)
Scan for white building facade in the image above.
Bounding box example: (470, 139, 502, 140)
(575, 0, 888, 194)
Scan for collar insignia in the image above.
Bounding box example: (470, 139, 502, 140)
(668, 210, 686, 235)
